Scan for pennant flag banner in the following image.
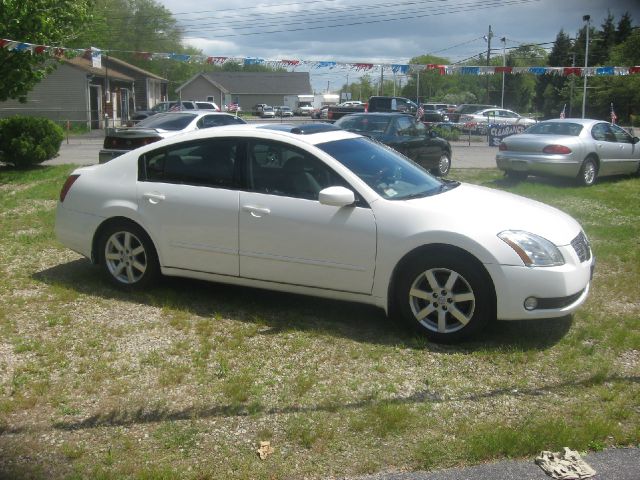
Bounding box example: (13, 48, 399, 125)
(2, 37, 640, 77)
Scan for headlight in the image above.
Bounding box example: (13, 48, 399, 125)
(498, 230, 565, 267)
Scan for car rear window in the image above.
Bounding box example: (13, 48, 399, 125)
(136, 113, 197, 130)
(336, 115, 391, 134)
(525, 122, 583, 136)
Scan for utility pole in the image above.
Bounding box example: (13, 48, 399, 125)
(500, 37, 506, 108)
(379, 65, 384, 95)
(569, 52, 576, 117)
(486, 25, 492, 104)
(582, 15, 590, 119)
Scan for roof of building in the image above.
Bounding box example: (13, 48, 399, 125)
(177, 71, 312, 95)
(104, 56, 167, 82)
(63, 56, 135, 82)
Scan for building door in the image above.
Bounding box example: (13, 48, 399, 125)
(89, 85, 102, 130)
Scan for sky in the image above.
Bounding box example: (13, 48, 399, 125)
(155, 0, 639, 93)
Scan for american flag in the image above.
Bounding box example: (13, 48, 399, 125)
(416, 104, 425, 120)
(610, 103, 617, 124)
(559, 104, 566, 119)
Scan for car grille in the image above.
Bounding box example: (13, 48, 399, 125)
(571, 231, 591, 263)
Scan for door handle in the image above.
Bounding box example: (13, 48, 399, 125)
(242, 205, 271, 217)
(143, 192, 166, 204)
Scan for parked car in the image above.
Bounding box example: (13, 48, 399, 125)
(338, 101, 364, 107)
(99, 111, 246, 163)
(334, 113, 452, 176)
(57, 123, 594, 342)
(225, 103, 242, 113)
(195, 101, 220, 111)
(421, 103, 448, 113)
(496, 118, 640, 185)
(449, 103, 497, 123)
(460, 108, 537, 134)
(261, 106, 275, 118)
(295, 103, 315, 116)
(132, 101, 198, 121)
(420, 110, 450, 125)
(253, 104, 268, 115)
(275, 106, 294, 117)
(311, 106, 330, 119)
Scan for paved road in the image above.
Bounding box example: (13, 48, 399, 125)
(46, 129, 498, 169)
(352, 447, 640, 479)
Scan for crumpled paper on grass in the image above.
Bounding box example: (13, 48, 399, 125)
(257, 440, 274, 460)
(535, 447, 596, 479)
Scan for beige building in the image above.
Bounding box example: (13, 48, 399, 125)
(176, 71, 312, 112)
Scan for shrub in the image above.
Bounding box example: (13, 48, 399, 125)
(0, 116, 64, 168)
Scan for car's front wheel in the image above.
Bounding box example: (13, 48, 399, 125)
(395, 253, 493, 342)
(431, 152, 451, 177)
(99, 220, 159, 289)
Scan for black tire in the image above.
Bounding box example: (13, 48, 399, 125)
(431, 152, 451, 177)
(578, 157, 598, 186)
(394, 252, 493, 343)
(505, 170, 528, 181)
(98, 220, 159, 289)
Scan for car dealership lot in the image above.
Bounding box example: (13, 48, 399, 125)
(49, 126, 497, 169)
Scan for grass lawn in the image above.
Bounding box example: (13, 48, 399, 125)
(0, 165, 638, 479)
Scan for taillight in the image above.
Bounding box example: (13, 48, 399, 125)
(499, 143, 508, 151)
(59, 174, 80, 202)
(543, 144, 572, 154)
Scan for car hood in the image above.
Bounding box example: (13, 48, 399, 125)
(406, 183, 581, 245)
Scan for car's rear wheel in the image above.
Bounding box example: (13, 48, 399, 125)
(395, 253, 492, 342)
(99, 221, 159, 289)
(431, 152, 451, 177)
(578, 157, 598, 186)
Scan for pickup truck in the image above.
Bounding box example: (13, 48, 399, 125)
(326, 96, 419, 121)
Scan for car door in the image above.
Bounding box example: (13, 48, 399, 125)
(238, 139, 377, 294)
(590, 122, 631, 176)
(609, 124, 640, 174)
(137, 138, 242, 275)
(387, 116, 426, 163)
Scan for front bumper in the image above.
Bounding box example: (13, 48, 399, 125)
(496, 152, 581, 178)
(487, 243, 594, 320)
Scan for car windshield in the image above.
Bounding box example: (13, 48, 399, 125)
(136, 113, 197, 130)
(335, 115, 391, 134)
(524, 122, 583, 136)
(317, 137, 449, 200)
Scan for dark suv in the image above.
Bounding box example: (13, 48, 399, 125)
(367, 96, 419, 114)
(449, 103, 497, 123)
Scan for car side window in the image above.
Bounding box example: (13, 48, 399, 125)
(396, 116, 415, 137)
(609, 124, 633, 143)
(197, 115, 232, 128)
(248, 140, 350, 201)
(140, 138, 243, 188)
(591, 123, 616, 142)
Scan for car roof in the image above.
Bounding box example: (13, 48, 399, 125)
(539, 118, 602, 126)
(144, 123, 360, 147)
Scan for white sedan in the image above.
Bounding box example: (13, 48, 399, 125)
(460, 108, 537, 133)
(56, 123, 594, 342)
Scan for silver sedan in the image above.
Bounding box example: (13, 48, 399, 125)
(496, 119, 640, 185)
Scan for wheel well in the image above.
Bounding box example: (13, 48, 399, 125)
(91, 217, 158, 265)
(387, 243, 496, 317)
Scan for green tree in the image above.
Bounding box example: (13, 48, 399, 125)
(0, 0, 92, 102)
(535, 30, 573, 117)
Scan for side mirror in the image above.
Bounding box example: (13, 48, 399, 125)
(319, 186, 355, 207)
(632, 136, 639, 144)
